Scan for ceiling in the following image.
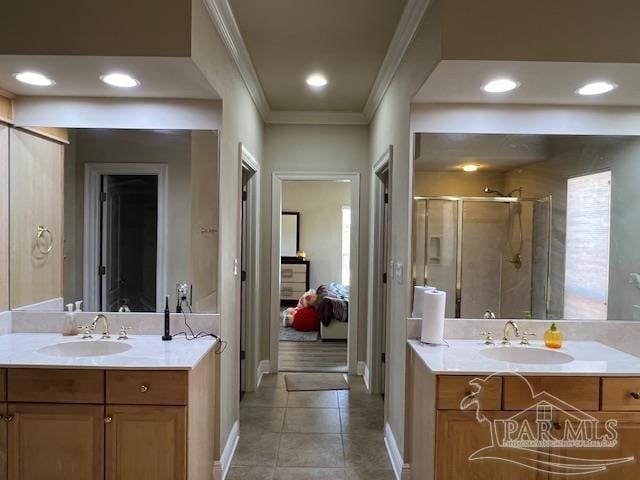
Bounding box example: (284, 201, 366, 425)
(415, 133, 549, 171)
(414, 60, 640, 106)
(229, 0, 407, 112)
(0, 55, 219, 99)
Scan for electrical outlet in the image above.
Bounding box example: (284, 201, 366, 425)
(176, 283, 189, 300)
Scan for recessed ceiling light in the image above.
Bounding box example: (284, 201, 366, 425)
(462, 164, 479, 172)
(306, 73, 328, 88)
(14, 71, 55, 87)
(482, 78, 520, 93)
(100, 72, 139, 88)
(575, 81, 617, 96)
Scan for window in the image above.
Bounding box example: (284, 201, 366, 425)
(342, 206, 351, 286)
(564, 171, 611, 319)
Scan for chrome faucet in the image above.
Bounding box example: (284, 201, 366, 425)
(80, 314, 111, 340)
(502, 320, 520, 345)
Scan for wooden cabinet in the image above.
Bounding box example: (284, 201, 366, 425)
(408, 349, 640, 480)
(105, 405, 186, 480)
(6, 403, 104, 480)
(436, 410, 545, 480)
(9, 128, 64, 309)
(0, 350, 216, 480)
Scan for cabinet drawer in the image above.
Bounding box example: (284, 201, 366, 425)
(437, 376, 502, 410)
(281, 264, 307, 276)
(503, 376, 599, 411)
(106, 371, 187, 406)
(602, 378, 640, 411)
(8, 369, 104, 404)
(280, 271, 307, 283)
(280, 284, 306, 300)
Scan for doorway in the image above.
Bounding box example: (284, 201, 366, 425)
(369, 146, 392, 396)
(239, 145, 259, 396)
(270, 172, 360, 375)
(84, 163, 168, 312)
(100, 174, 158, 312)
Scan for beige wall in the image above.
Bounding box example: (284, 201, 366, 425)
(0, 125, 9, 311)
(259, 124, 370, 366)
(190, 0, 264, 457)
(369, 0, 443, 461)
(63, 129, 195, 309)
(414, 171, 505, 197)
(282, 180, 351, 289)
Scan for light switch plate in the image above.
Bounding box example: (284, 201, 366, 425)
(395, 263, 403, 284)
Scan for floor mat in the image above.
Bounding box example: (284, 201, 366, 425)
(285, 372, 350, 391)
(279, 325, 319, 342)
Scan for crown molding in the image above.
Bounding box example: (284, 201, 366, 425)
(203, 0, 271, 119)
(267, 110, 368, 125)
(362, 0, 431, 121)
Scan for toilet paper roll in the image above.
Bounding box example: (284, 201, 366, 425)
(421, 289, 446, 344)
(411, 285, 436, 318)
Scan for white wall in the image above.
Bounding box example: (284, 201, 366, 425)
(260, 124, 370, 364)
(282, 180, 351, 289)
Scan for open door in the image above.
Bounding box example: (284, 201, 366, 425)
(100, 175, 158, 312)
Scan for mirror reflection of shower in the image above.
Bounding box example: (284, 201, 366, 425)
(484, 186, 524, 269)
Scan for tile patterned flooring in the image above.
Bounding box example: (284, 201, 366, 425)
(229, 374, 394, 480)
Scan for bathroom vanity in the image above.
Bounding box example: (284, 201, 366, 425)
(407, 339, 640, 480)
(0, 333, 218, 480)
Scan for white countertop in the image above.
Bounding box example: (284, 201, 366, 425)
(0, 333, 217, 370)
(408, 339, 640, 376)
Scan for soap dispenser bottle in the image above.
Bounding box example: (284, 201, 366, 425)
(62, 303, 77, 336)
(544, 322, 563, 349)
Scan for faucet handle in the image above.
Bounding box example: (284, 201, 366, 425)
(117, 326, 132, 341)
(480, 331, 494, 345)
(77, 325, 93, 339)
(520, 332, 536, 345)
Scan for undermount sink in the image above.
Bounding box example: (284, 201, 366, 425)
(480, 346, 574, 365)
(38, 340, 132, 358)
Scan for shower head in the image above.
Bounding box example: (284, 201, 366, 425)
(484, 186, 523, 197)
(484, 187, 507, 197)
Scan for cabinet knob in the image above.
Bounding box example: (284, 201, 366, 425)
(140, 384, 150, 393)
(4, 415, 14, 423)
(630, 391, 640, 400)
(104, 416, 112, 424)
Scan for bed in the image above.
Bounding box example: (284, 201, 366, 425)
(314, 283, 349, 341)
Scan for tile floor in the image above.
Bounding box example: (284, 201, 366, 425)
(229, 373, 394, 480)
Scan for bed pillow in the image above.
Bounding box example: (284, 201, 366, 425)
(292, 307, 320, 332)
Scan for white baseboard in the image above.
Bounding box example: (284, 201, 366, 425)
(213, 420, 239, 480)
(358, 361, 370, 391)
(256, 360, 272, 389)
(384, 422, 410, 480)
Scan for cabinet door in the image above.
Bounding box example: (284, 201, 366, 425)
(7, 403, 104, 480)
(0, 403, 6, 480)
(106, 405, 186, 480)
(9, 128, 64, 309)
(436, 411, 545, 480)
(547, 412, 640, 479)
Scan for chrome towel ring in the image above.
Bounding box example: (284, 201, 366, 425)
(36, 225, 53, 254)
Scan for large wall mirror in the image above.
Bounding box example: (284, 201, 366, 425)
(281, 211, 300, 257)
(8, 127, 220, 314)
(413, 132, 640, 321)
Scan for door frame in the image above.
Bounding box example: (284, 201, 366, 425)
(83, 163, 168, 312)
(270, 171, 361, 374)
(368, 146, 393, 394)
(239, 144, 260, 392)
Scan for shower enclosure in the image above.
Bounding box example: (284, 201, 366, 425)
(413, 195, 552, 319)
